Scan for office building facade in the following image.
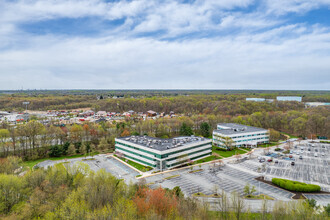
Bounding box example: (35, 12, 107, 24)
(213, 123, 269, 149)
(115, 135, 212, 171)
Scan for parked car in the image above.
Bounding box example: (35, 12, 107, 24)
(275, 160, 279, 164)
(267, 159, 273, 162)
(315, 149, 318, 152)
(314, 153, 318, 157)
(308, 148, 311, 151)
(289, 155, 293, 158)
(321, 153, 325, 156)
(291, 161, 295, 166)
(299, 156, 303, 159)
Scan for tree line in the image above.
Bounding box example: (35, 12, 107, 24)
(2, 93, 329, 114)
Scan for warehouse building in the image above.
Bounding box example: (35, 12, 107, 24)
(115, 135, 212, 171)
(213, 123, 269, 149)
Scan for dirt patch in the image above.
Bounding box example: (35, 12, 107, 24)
(255, 176, 330, 199)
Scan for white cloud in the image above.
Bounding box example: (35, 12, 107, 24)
(0, 0, 330, 90)
(0, 24, 329, 89)
(265, 0, 330, 15)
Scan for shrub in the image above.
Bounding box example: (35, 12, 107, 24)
(272, 178, 321, 192)
(274, 148, 281, 151)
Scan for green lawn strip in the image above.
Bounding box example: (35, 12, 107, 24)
(244, 194, 274, 200)
(164, 174, 180, 180)
(212, 147, 247, 158)
(257, 142, 279, 148)
(188, 169, 203, 173)
(193, 155, 221, 164)
(115, 155, 153, 172)
(23, 153, 99, 170)
(240, 147, 252, 152)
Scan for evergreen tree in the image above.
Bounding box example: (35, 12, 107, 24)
(179, 123, 193, 136)
(200, 122, 211, 137)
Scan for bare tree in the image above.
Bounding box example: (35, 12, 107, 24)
(231, 191, 245, 220)
(216, 190, 230, 219)
(261, 199, 268, 220)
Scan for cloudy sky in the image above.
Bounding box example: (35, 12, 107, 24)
(0, 0, 330, 90)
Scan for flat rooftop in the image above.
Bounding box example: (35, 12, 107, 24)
(214, 123, 267, 135)
(116, 135, 210, 151)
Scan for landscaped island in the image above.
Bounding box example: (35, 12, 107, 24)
(272, 178, 321, 192)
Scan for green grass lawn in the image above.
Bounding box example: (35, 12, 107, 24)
(23, 152, 99, 170)
(240, 147, 252, 151)
(212, 146, 247, 158)
(193, 155, 221, 164)
(257, 142, 279, 148)
(115, 155, 153, 172)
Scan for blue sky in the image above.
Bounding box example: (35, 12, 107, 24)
(0, 0, 330, 90)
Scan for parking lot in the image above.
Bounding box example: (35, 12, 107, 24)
(145, 162, 294, 201)
(37, 155, 140, 184)
(254, 142, 330, 191)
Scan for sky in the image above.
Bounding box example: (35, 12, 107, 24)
(0, 0, 330, 90)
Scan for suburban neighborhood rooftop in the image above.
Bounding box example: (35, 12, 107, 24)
(116, 135, 210, 151)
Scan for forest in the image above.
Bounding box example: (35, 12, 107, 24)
(0, 104, 329, 161)
(0, 90, 329, 113)
(0, 156, 329, 219)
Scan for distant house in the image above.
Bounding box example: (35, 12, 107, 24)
(128, 110, 135, 114)
(147, 110, 157, 117)
(122, 112, 131, 117)
(96, 111, 107, 117)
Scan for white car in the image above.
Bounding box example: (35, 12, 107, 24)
(314, 153, 318, 157)
(321, 153, 325, 156)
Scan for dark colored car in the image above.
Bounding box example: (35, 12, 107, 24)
(267, 159, 273, 162)
(291, 161, 295, 166)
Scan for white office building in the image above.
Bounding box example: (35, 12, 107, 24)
(276, 96, 302, 102)
(115, 135, 212, 171)
(213, 123, 269, 149)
